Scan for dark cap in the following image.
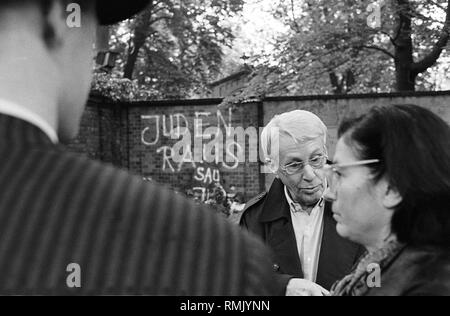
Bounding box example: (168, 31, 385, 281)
(95, 0, 150, 25)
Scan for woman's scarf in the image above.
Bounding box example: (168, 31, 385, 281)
(331, 237, 406, 296)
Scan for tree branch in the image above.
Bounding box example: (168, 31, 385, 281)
(393, 18, 404, 44)
(379, 29, 398, 46)
(412, 0, 450, 73)
(149, 15, 173, 24)
(290, 0, 300, 32)
(359, 45, 396, 60)
(424, 0, 447, 12)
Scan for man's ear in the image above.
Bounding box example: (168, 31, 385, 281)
(41, 0, 68, 50)
(382, 181, 403, 209)
(266, 159, 279, 175)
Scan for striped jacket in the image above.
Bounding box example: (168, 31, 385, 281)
(0, 114, 279, 295)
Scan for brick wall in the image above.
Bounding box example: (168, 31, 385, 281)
(68, 95, 102, 161)
(131, 100, 262, 201)
(70, 96, 264, 203)
(68, 94, 127, 169)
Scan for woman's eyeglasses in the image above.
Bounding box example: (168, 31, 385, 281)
(323, 159, 380, 201)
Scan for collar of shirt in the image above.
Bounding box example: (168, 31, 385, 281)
(284, 185, 325, 214)
(0, 99, 59, 144)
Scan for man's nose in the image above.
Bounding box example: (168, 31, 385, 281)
(302, 164, 316, 181)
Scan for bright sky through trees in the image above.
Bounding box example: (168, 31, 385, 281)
(232, 0, 450, 90)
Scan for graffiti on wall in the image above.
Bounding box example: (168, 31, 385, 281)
(141, 108, 245, 206)
(191, 164, 223, 202)
(141, 108, 243, 172)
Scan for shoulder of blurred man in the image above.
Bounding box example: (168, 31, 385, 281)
(0, 120, 282, 295)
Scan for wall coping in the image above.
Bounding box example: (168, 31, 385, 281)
(264, 90, 450, 102)
(126, 98, 224, 107)
(89, 90, 450, 107)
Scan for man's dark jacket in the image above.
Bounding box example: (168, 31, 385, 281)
(240, 178, 365, 293)
(0, 114, 280, 295)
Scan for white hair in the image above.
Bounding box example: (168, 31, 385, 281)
(261, 110, 328, 173)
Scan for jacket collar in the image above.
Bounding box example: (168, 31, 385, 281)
(0, 114, 55, 147)
(260, 178, 331, 222)
(259, 178, 291, 222)
(0, 99, 58, 144)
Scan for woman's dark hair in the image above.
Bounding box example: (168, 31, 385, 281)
(338, 104, 450, 248)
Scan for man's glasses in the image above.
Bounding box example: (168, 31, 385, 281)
(280, 154, 327, 175)
(323, 159, 380, 201)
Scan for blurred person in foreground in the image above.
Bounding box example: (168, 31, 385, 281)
(0, 0, 280, 295)
(240, 110, 364, 296)
(324, 104, 450, 296)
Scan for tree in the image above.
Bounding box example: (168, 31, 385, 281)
(392, 0, 450, 91)
(106, 0, 244, 99)
(228, 0, 450, 101)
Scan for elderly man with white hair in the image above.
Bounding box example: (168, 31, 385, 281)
(240, 110, 364, 296)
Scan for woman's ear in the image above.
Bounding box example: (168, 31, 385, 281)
(41, 0, 68, 50)
(382, 181, 403, 209)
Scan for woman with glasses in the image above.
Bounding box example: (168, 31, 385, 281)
(324, 104, 450, 296)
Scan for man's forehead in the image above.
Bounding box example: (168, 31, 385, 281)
(279, 134, 324, 149)
(279, 136, 325, 158)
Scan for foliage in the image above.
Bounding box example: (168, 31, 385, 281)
(224, 0, 450, 104)
(91, 72, 158, 102)
(95, 0, 244, 100)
